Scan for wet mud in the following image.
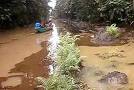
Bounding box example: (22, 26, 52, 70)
(78, 39, 134, 90)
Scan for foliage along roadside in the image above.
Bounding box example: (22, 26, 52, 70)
(35, 74, 76, 90)
(57, 33, 81, 75)
(35, 33, 82, 90)
(54, 0, 134, 25)
(0, 0, 49, 28)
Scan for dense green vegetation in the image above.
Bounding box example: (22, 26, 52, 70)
(0, 0, 49, 28)
(35, 33, 81, 90)
(106, 24, 120, 38)
(55, 0, 134, 24)
(35, 74, 76, 90)
(57, 33, 80, 75)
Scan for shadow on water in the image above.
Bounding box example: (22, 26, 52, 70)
(0, 41, 50, 90)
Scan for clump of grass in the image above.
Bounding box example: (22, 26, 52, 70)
(59, 33, 79, 45)
(106, 24, 120, 38)
(35, 74, 76, 90)
(57, 33, 81, 74)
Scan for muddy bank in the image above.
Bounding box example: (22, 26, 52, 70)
(58, 19, 134, 46)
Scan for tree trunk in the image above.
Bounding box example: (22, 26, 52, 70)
(133, 0, 134, 10)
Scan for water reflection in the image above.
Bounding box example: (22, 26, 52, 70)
(48, 0, 56, 9)
(48, 23, 59, 74)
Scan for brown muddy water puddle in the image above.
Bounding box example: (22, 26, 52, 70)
(0, 27, 54, 90)
(78, 33, 134, 90)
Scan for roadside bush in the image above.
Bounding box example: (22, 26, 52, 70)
(55, 0, 99, 22)
(35, 74, 76, 90)
(106, 24, 120, 38)
(57, 33, 81, 74)
(55, 0, 134, 25)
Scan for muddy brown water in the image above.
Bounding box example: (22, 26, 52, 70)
(0, 27, 52, 90)
(0, 21, 60, 90)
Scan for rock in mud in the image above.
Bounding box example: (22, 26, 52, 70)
(99, 71, 128, 85)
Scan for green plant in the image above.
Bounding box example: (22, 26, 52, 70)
(106, 24, 120, 38)
(35, 74, 76, 90)
(57, 33, 81, 74)
(35, 33, 81, 90)
(59, 33, 79, 45)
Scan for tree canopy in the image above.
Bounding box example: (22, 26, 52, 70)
(0, 0, 49, 28)
(55, 0, 134, 24)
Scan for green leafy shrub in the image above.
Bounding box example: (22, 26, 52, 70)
(35, 74, 76, 90)
(106, 24, 120, 38)
(57, 33, 81, 74)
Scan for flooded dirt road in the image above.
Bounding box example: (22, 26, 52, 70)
(0, 20, 134, 90)
(0, 27, 52, 90)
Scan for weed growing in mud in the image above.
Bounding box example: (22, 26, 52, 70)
(35, 74, 76, 90)
(35, 33, 82, 90)
(106, 24, 120, 38)
(59, 33, 79, 45)
(57, 33, 81, 74)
